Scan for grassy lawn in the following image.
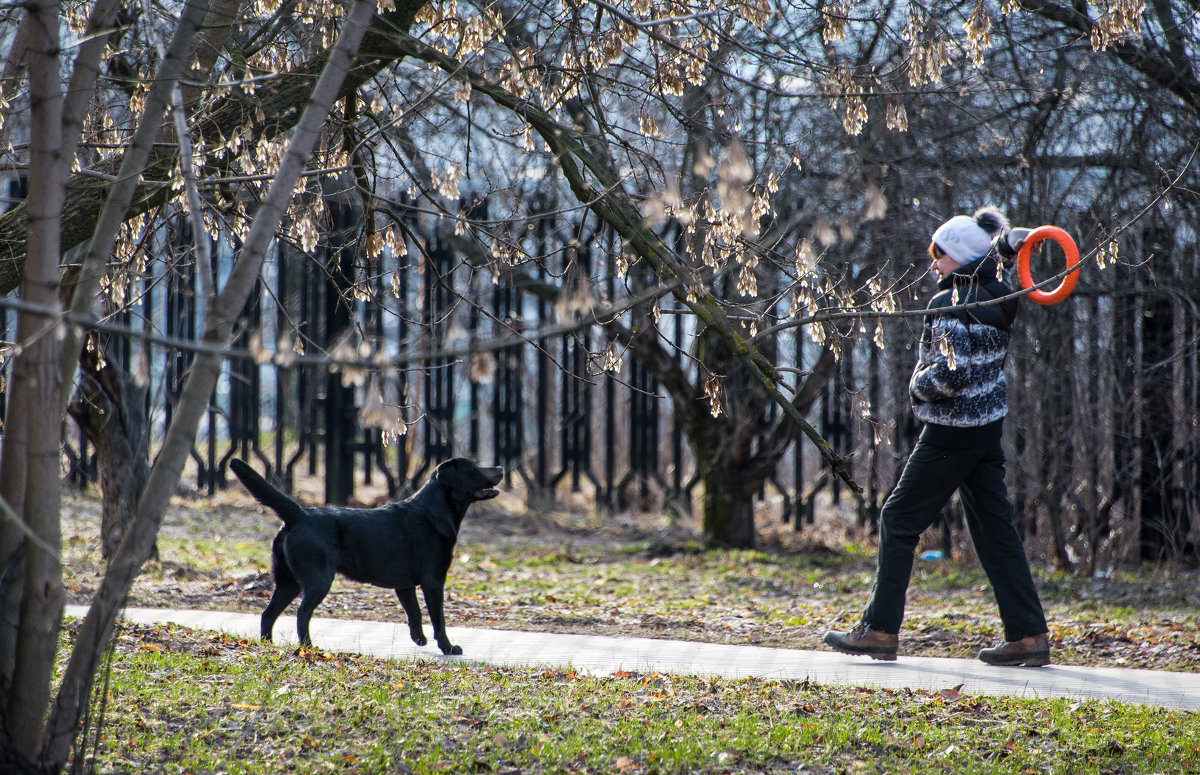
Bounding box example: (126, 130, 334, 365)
(56, 486, 1200, 772)
(62, 486, 1200, 673)
(62, 621, 1200, 774)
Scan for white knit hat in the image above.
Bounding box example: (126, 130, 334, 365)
(931, 215, 994, 265)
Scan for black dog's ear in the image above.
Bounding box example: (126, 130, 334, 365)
(435, 458, 470, 475)
(430, 458, 461, 484)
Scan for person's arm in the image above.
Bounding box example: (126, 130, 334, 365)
(909, 316, 975, 402)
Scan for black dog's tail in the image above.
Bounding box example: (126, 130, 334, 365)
(230, 459, 306, 527)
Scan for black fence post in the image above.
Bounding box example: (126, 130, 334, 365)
(414, 235, 456, 487)
(0, 301, 6, 422)
(551, 238, 599, 494)
(164, 215, 197, 460)
(223, 274, 263, 480)
(492, 282, 525, 482)
(200, 234, 223, 495)
(395, 213, 412, 490)
(618, 358, 663, 507)
(602, 236, 617, 510)
(362, 224, 397, 495)
(468, 272, 481, 461)
(530, 196, 552, 497)
(324, 198, 359, 505)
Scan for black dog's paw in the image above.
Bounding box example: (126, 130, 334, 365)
(439, 643, 462, 656)
(410, 632, 427, 647)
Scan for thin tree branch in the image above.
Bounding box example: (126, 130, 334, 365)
(58, 0, 213, 407)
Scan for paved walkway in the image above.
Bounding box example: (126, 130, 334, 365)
(72, 606, 1200, 711)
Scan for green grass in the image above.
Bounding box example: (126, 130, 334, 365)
(58, 490, 1200, 771)
(67, 622, 1200, 774)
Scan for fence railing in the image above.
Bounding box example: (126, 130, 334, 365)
(7, 190, 853, 531)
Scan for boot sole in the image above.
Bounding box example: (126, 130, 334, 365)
(823, 632, 898, 661)
(979, 650, 1050, 667)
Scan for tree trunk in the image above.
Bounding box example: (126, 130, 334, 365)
(0, 15, 29, 150)
(1139, 293, 1178, 560)
(701, 466, 757, 549)
(1044, 306, 1074, 571)
(67, 346, 154, 561)
(2, 4, 209, 753)
(0, 0, 67, 758)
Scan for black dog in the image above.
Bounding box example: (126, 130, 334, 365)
(230, 457, 503, 654)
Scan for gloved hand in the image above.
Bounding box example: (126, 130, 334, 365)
(996, 226, 1032, 267)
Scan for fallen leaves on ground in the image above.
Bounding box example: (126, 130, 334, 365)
(60, 489, 1200, 673)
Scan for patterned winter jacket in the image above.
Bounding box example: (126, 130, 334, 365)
(909, 252, 1018, 447)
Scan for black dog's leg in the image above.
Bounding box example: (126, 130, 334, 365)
(421, 583, 460, 655)
(395, 587, 427, 647)
(294, 579, 332, 648)
(261, 580, 300, 642)
(261, 551, 300, 642)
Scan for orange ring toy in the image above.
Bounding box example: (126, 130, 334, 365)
(1016, 225, 1080, 305)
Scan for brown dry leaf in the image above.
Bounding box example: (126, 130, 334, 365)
(940, 683, 964, 701)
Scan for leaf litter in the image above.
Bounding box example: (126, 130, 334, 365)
(61, 486, 1200, 673)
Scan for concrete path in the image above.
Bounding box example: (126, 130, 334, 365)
(73, 606, 1200, 711)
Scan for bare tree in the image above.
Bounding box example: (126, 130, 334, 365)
(0, 0, 378, 769)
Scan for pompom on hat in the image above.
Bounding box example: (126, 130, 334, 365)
(931, 206, 1009, 265)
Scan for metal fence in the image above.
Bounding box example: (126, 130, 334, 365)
(3, 185, 859, 530)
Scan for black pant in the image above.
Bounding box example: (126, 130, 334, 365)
(862, 436, 1048, 642)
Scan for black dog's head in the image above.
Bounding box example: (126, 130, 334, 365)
(432, 458, 504, 503)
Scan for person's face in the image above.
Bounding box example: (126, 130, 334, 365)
(928, 243, 959, 279)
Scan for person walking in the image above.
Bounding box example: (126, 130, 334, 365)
(823, 206, 1051, 666)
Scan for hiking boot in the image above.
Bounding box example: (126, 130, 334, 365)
(823, 623, 899, 661)
(978, 633, 1051, 667)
